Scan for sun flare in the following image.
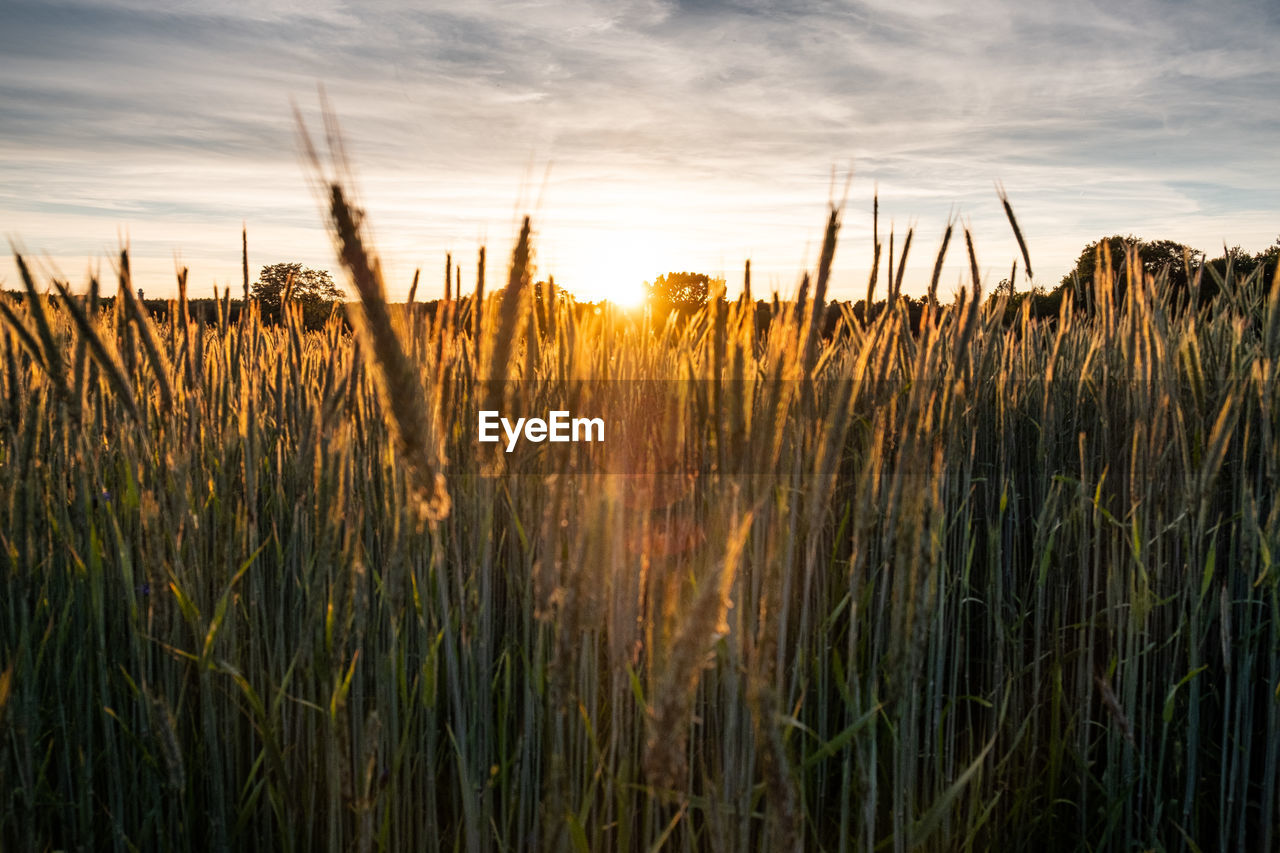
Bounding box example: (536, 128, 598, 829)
(605, 276, 648, 308)
(561, 229, 675, 308)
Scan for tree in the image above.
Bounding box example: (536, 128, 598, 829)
(1203, 238, 1279, 298)
(1061, 236, 1201, 290)
(646, 271, 721, 316)
(252, 263, 342, 328)
(1059, 235, 1201, 312)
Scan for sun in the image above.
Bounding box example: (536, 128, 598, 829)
(606, 277, 649, 309)
(545, 222, 695, 309)
(566, 231, 662, 308)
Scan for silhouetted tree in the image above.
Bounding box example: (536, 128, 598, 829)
(647, 272, 720, 316)
(1060, 235, 1201, 312)
(1062, 236, 1200, 291)
(252, 263, 341, 328)
(1058, 235, 1280, 316)
(986, 286, 1064, 325)
(1204, 238, 1279, 297)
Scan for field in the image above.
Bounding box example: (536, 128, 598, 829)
(1, 175, 1278, 851)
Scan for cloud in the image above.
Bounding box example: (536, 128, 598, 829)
(2, 0, 1278, 299)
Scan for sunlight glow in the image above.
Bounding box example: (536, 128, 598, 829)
(557, 229, 676, 307)
(606, 277, 648, 308)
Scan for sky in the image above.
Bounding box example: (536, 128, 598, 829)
(2, 0, 1278, 304)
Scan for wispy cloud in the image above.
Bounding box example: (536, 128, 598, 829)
(2, 0, 1278, 300)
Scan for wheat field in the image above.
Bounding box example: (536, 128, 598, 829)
(1, 167, 1277, 851)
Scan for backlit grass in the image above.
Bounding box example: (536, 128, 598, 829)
(1, 172, 1277, 851)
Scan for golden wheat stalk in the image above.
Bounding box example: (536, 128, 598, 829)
(645, 511, 753, 791)
(14, 254, 69, 401)
(330, 182, 450, 522)
(996, 182, 1033, 283)
(48, 274, 140, 423)
(928, 219, 953, 305)
(296, 105, 450, 522)
(117, 251, 175, 413)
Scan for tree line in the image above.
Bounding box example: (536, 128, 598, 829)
(6, 235, 1274, 332)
